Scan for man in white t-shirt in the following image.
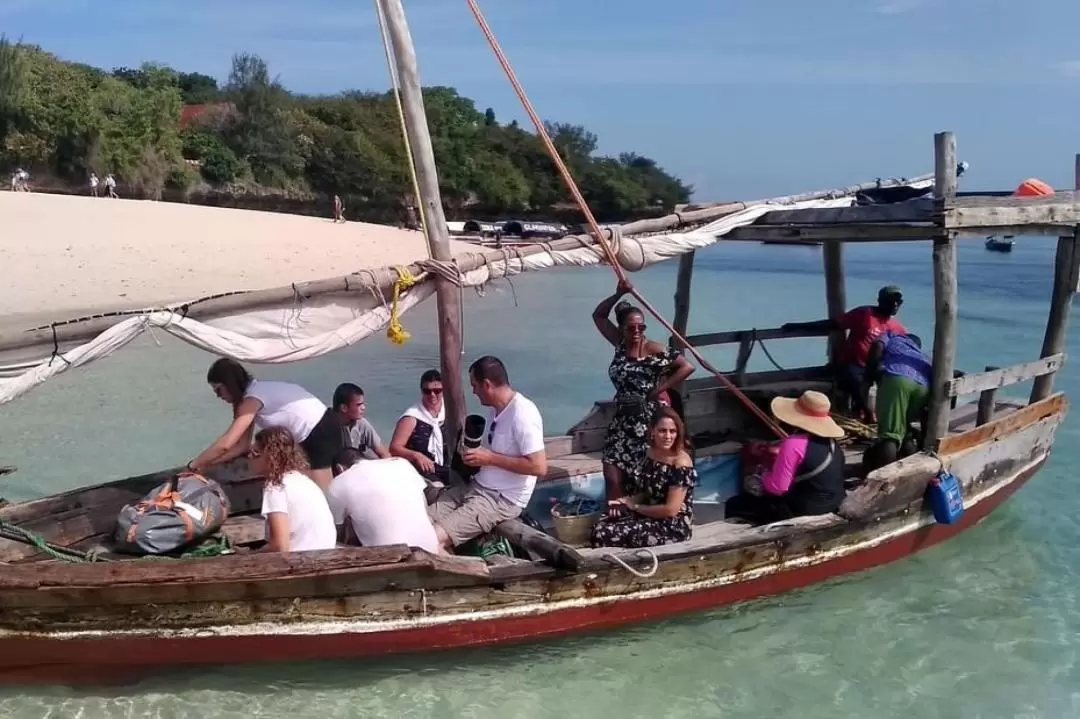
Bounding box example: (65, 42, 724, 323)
(427, 355, 547, 550)
(328, 447, 442, 554)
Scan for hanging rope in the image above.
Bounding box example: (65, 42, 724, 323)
(373, 0, 431, 257)
(464, 0, 786, 438)
(387, 266, 419, 345)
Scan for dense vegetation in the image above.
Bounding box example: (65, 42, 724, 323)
(0, 38, 692, 221)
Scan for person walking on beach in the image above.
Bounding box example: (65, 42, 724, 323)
(333, 194, 345, 223)
(89, 172, 99, 197)
(104, 173, 118, 198)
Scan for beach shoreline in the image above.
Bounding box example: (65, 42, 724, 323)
(0, 191, 471, 323)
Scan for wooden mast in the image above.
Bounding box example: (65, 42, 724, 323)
(924, 131, 959, 448)
(1030, 152, 1080, 402)
(378, 0, 465, 453)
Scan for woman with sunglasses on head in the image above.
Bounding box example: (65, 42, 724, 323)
(592, 280, 695, 503)
(250, 426, 336, 553)
(390, 369, 447, 481)
(186, 358, 327, 474)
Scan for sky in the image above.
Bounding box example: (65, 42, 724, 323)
(3, 0, 1080, 201)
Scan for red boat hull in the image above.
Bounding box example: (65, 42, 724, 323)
(0, 459, 1042, 686)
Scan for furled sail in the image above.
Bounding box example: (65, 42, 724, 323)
(0, 176, 935, 406)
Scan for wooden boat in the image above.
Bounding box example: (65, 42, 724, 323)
(0, 368, 1068, 685)
(986, 235, 1015, 252)
(2, 2, 1080, 685)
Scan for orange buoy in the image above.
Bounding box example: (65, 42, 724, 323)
(1014, 178, 1054, 197)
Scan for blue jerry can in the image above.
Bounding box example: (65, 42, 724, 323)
(928, 470, 965, 525)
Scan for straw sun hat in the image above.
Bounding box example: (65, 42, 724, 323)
(770, 390, 845, 439)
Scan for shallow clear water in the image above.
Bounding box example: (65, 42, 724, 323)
(2, 238, 1079, 718)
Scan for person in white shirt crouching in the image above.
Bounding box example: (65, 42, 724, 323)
(328, 447, 442, 554)
(427, 355, 547, 551)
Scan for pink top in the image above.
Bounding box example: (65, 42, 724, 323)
(760, 435, 809, 496)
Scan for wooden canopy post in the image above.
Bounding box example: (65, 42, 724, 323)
(924, 132, 960, 448)
(822, 241, 846, 364)
(379, 0, 465, 453)
(671, 252, 695, 348)
(1030, 153, 1080, 403)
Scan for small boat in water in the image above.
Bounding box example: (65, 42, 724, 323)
(986, 235, 1015, 252)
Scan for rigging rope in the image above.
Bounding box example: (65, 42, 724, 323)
(387, 266, 419, 345)
(464, 0, 786, 438)
(373, 0, 431, 258)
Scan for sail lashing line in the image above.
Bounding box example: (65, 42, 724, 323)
(373, 0, 469, 356)
(464, 0, 787, 438)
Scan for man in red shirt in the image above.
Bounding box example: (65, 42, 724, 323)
(782, 286, 907, 423)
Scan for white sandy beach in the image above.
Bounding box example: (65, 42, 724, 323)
(0, 191, 472, 323)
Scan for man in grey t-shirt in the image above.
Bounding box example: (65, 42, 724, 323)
(305, 383, 391, 484)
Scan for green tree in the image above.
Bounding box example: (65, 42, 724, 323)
(224, 52, 300, 186)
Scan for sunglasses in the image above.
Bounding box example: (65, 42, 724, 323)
(626, 323, 647, 332)
(488, 420, 497, 445)
(422, 387, 443, 396)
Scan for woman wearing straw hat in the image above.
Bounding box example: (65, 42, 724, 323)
(725, 390, 847, 524)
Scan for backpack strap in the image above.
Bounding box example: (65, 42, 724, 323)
(794, 441, 836, 483)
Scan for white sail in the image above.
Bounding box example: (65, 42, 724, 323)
(0, 193, 886, 405)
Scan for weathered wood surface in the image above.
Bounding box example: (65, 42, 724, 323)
(976, 366, 999, 426)
(220, 514, 267, 546)
(943, 192, 1080, 230)
(0, 464, 263, 563)
(494, 519, 585, 571)
(823, 241, 846, 364)
(924, 132, 959, 449)
(938, 393, 1067, 456)
(947, 354, 1065, 397)
(0, 546, 493, 609)
(840, 406, 1062, 522)
(671, 251, 694, 349)
(686, 326, 831, 348)
(1032, 230, 1079, 401)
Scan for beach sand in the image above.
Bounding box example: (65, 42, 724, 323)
(0, 191, 472, 323)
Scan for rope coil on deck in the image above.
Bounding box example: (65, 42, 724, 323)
(602, 549, 659, 578)
(0, 517, 107, 563)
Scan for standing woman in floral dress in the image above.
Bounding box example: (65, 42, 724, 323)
(592, 280, 695, 502)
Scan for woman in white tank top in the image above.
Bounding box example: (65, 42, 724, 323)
(187, 358, 327, 472)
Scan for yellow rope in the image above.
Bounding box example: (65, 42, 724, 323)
(386, 266, 419, 345)
(373, 0, 431, 257)
(833, 414, 877, 441)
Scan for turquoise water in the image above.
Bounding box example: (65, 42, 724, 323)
(2, 238, 1079, 717)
